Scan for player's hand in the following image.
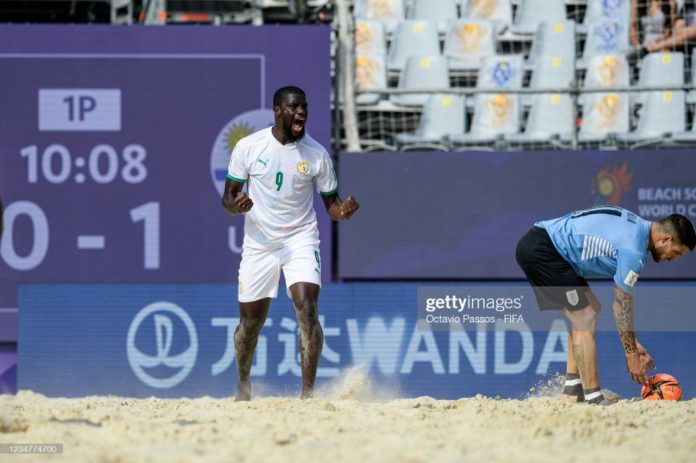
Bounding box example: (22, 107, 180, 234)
(340, 196, 359, 219)
(625, 352, 650, 385)
(636, 342, 655, 370)
(234, 192, 253, 213)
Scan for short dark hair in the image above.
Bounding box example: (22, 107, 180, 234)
(273, 85, 305, 108)
(659, 214, 696, 250)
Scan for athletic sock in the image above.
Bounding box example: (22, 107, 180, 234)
(583, 386, 607, 404)
(563, 373, 584, 402)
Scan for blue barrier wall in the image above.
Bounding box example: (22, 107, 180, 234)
(19, 283, 696, 399)
(338, 150, 696, 279)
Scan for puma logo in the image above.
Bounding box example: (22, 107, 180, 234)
(257, 158, 269, 167)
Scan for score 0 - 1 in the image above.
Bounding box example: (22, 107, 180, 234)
(0, 88, 159, 272)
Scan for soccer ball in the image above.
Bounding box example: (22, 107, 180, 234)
(641, 373, 683, 401)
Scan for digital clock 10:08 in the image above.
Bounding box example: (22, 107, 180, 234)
(20, 144, 147, 184)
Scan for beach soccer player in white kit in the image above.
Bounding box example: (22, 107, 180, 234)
(221, 86, 359, 400)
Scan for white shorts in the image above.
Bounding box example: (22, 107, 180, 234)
(237, 236, 322, 303)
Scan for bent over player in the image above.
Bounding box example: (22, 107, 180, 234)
(221, 86, 359, 400)
(516, 206, 695, 404)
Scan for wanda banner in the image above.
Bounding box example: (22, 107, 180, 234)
(338, 150, 696, 279)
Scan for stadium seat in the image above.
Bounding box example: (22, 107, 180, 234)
(460, 0, 513, 34)
(444, 19, 497, 71)
(387, 20, 440, 72)
(509, 0, 567, 35)
(456, 92, 520, 144)
(475, 54, 524, 89)
(507, 54, 574, 143)
(355, 20, 387, 55)
(617, 91, 686, 144)
(395, 94, 466, 148)
(581, 54, 629, 106)
(634, 52, 684, 107)
(354, 0, 405, 34)
(506, 93, 573, 143)
(450, 54, 522, 144)
(409, 0, 458, 33)
(526, 20, 576, 69)
(527, 54, 575, 104)
(578, 0, 630, 34)
(390, 55, 450, 106)
(355, 53, 388, 105)
(576, 93, 630, 142)
(579, 0, 629, 66)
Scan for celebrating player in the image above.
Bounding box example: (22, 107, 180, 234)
(516, 207, 695, 404)
(221, 86, 359, 401)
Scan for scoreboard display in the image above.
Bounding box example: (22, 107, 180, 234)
(0, 25, 333, 309)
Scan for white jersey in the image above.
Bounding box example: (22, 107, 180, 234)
(227, 127, 338, 249)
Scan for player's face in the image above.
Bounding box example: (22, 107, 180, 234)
(651, 235, 689, 262)
(277, 92, 308, 143)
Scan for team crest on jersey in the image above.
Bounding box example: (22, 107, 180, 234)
(566, 289, 579, 306)
(624, 270, 639, 288)
(297, 160, 310, 175)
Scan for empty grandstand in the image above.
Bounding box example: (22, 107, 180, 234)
(348, 0, 695, 151)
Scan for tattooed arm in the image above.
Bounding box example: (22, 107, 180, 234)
(613, 285, 650, 384)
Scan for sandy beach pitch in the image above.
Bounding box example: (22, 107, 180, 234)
(1, 374, 695, 463)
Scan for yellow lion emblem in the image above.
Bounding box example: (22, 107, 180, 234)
(297, 160, 310, 174)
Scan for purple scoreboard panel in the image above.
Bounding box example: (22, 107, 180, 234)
(0, 25, 333, 313)
(338, 150, 696, 279)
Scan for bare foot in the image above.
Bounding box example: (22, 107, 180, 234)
(235, 380, 251, 402)
(300, 389, 314, 400)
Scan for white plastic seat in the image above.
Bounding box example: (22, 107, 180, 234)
(578, 0, 630, 34)
(617, 91, 686, 143)
(579, 0, 630, 66)
(355, 54, 388, 105)
(634, 52, 684, 106)
(461, 0, 513, 34)
(509, 0, 567, 35)
(526, 20, 576, 69)
(390, 55, 451, 106)
(460, 92, 520, 143)
(577, 93, 629, 142)
(450, 54, 523, 144)
(410, 0, 459, 33)
(580, 54, 629, 107)
(507, 94, 573, 143)
(508, 54, 575, 142)
(354, 0, 405, 34)
(395, 94, 466, 147)
(444, 19, 497, 71)
(387, 20, 441, 72)
(355, 20, 387, 55)
(529, 54, 576, 91)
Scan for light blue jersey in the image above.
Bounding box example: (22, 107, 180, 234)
(536, 206, 652, 293)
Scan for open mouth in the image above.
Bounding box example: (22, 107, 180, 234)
(292, 118, 305, 134)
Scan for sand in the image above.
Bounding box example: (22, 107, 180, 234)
(1, 372, 695, 463)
